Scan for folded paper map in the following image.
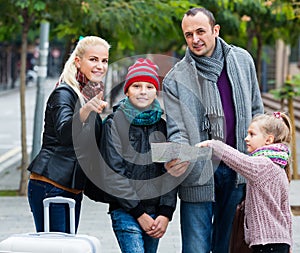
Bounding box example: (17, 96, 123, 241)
(151, 142, 212, 163)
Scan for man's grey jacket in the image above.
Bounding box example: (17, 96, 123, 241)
(162, 39, 264, 202)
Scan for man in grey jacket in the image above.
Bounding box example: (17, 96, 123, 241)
(162, 7, 264, 253)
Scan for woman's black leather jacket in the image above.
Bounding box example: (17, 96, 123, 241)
(27, 83, 102, 190)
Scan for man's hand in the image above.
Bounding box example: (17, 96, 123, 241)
(164, 159, 190, 177)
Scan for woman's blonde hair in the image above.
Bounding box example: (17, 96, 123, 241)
(58, 36, 110, 104)
(252, 112, 292, 181)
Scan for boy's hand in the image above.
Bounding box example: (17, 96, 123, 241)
(146, 215, 169, 238)
(137, 213, 155, 233)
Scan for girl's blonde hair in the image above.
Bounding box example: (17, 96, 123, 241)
(252, 112, 292, 181)
(58, 36, 110, 104)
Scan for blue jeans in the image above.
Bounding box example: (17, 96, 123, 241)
(110, 209, 159, 253)
(180, 163, 245, 253)
(27, 179, 83, 233)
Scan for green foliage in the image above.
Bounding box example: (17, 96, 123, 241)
(101, 1, 192, 57)
(0, 0, 49, 41)
(0, 190, 18, 197)
(234, 0, 296, 47)
(190, 0, 243, 45)
(14, 0, 46, 11)
(41, 0, 194, 59)
(0, 0, 299, 61)
(270, 74, 300, 99)
(216, 9, 240, 38)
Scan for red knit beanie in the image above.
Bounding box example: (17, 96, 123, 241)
(123, 58, 160, 93)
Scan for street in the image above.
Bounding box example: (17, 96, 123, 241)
(0, 79, 55, 167)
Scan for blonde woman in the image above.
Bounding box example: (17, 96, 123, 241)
(27, 36, 110, 233)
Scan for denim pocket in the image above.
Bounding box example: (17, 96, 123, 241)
(45, 183, 64, 198)
(28, 179, 48, 201)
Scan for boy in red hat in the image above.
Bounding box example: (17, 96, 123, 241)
(97, 58, 187, 253)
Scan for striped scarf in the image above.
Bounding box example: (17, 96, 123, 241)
(250, 143, 290, 168)
(118, 97, 163, 126)
(189, 38, 231, 141)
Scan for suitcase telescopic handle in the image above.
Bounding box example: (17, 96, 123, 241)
(43, 197, 76, 234)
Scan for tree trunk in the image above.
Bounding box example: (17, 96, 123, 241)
(246, 27, 254, 53)
(256, 34, 263, 90)
(18, 26, 29, 196)
(288, 98, 298, 179)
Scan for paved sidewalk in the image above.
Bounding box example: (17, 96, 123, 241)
(0, 187, 300, 252)
(0, 172, 299, 252)
(0, 196, 181, 252)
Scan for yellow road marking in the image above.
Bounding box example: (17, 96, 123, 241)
(0, 147, 21, 163)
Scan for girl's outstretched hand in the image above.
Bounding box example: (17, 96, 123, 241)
(195, 140, 211, 148)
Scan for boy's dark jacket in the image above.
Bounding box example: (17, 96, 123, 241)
(84, 105, 177, 221)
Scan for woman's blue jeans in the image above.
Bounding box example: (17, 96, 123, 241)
(27, 179, 83, 233)
(110, 209, 159, 253)
(180, 162, 245, 253)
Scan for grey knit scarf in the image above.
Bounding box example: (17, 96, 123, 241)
(189, 38, 231, 140)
